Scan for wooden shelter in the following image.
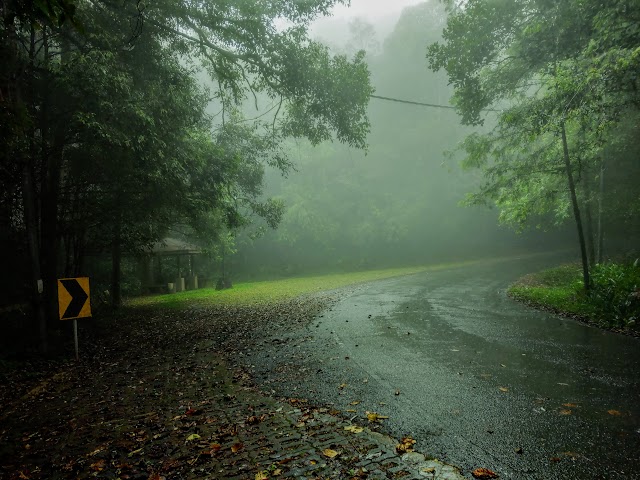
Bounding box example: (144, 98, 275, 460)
(140, 238, 203, 292)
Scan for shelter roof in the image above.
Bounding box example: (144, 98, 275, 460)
(149, 238, 202, 256)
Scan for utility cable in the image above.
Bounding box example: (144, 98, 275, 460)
(370, 94, 502, 113)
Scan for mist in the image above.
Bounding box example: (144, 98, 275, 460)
(232, 2, 570, 279)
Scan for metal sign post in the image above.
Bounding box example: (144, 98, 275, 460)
(73, 320, 78, 360)
(57, 277, 92, 360)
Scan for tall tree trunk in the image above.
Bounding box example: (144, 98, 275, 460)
(582, 162, 596, 267)
(111, 209, 122, 308)
(561, 122, 590, 291)
(23, 23, 48, 352)
(22, 163, 48, 353)
(597, 158, 605, 264)
(38, 25, 65, 328)
(40, 133, 63, 325)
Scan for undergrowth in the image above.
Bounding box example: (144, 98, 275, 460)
(509, 261, 640, 332)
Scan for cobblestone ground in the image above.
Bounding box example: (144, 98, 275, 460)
(0, 305, 465, 480)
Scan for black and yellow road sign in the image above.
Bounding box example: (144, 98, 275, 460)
(57, 277, 91, 320)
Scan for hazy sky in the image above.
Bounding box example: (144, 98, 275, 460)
(311, 0, 426, 43)
(328, 0, 426, 20)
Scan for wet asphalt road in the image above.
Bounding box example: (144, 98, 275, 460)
(246, 255, 640, 479)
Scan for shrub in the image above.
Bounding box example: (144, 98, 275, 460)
(590, 261, 640, 327)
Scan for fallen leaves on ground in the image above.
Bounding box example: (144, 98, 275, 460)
(231, 442, 244, 453)
(498, 387, 508, 392)
(395, 436, 416, 454)
(255, 471, 269, 480)
(247, 414, 266, 425)
(472, 467, 499, 478)
(365, 411, 388, 423)
(344, 425, 364, 434)
(322, 448, 340, 458)
(607, 409, 622, 416)
(558, 409, 573, 415)
(89, 459, 106, 471)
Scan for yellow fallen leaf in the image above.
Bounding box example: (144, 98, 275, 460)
(338, 383, 347, 390)
(499, 387, 508, 392)
(562, 403, 578, 408)
(559, 409, 572, 415)
(396, 436, 416, 454)
(310, 459, 317, 465)
(272, 469, 282, 476)
(88, 446, 106, 456)
(127, 448, 143, 457)
(422, 467, 436, 474)
(344, 425, 364, 433)
(345, 409, 357, 413)
(365, 411, 389, 422)
(607, 409, 622, 416)
(255, 472, 269, 480)
(323, 448, 340, 458)
(349, 400, 361, 405)
(185, 434, 201, 442)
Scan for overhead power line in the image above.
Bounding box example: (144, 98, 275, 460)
(370, 94, 457, 110)
(370, 94, 501, 113)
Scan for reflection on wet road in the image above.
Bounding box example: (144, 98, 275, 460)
(250, 255, 640, 479)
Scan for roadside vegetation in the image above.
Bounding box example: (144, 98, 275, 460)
(509, 261, 640, 334)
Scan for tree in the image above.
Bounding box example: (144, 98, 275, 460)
(427, 0, 640, 290)
(0, 0, 373, 352)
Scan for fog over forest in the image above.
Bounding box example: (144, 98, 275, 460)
(232, 2, 571, 278)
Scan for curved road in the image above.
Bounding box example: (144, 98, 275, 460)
(248, 255, 640, 479)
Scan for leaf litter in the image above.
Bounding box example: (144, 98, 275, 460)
(1, 295, 438, 479)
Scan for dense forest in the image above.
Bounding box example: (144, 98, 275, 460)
(1, 0, 639, 351)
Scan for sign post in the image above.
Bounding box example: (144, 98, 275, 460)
(57, 277, 91, 360)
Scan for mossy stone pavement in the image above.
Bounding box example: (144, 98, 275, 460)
(0, 304, 465, 479)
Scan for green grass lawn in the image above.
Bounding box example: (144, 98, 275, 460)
(127, 261, 478, 309)
(508, 263, 597, 318)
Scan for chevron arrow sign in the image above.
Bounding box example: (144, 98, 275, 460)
(57, 277, 92, 320)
